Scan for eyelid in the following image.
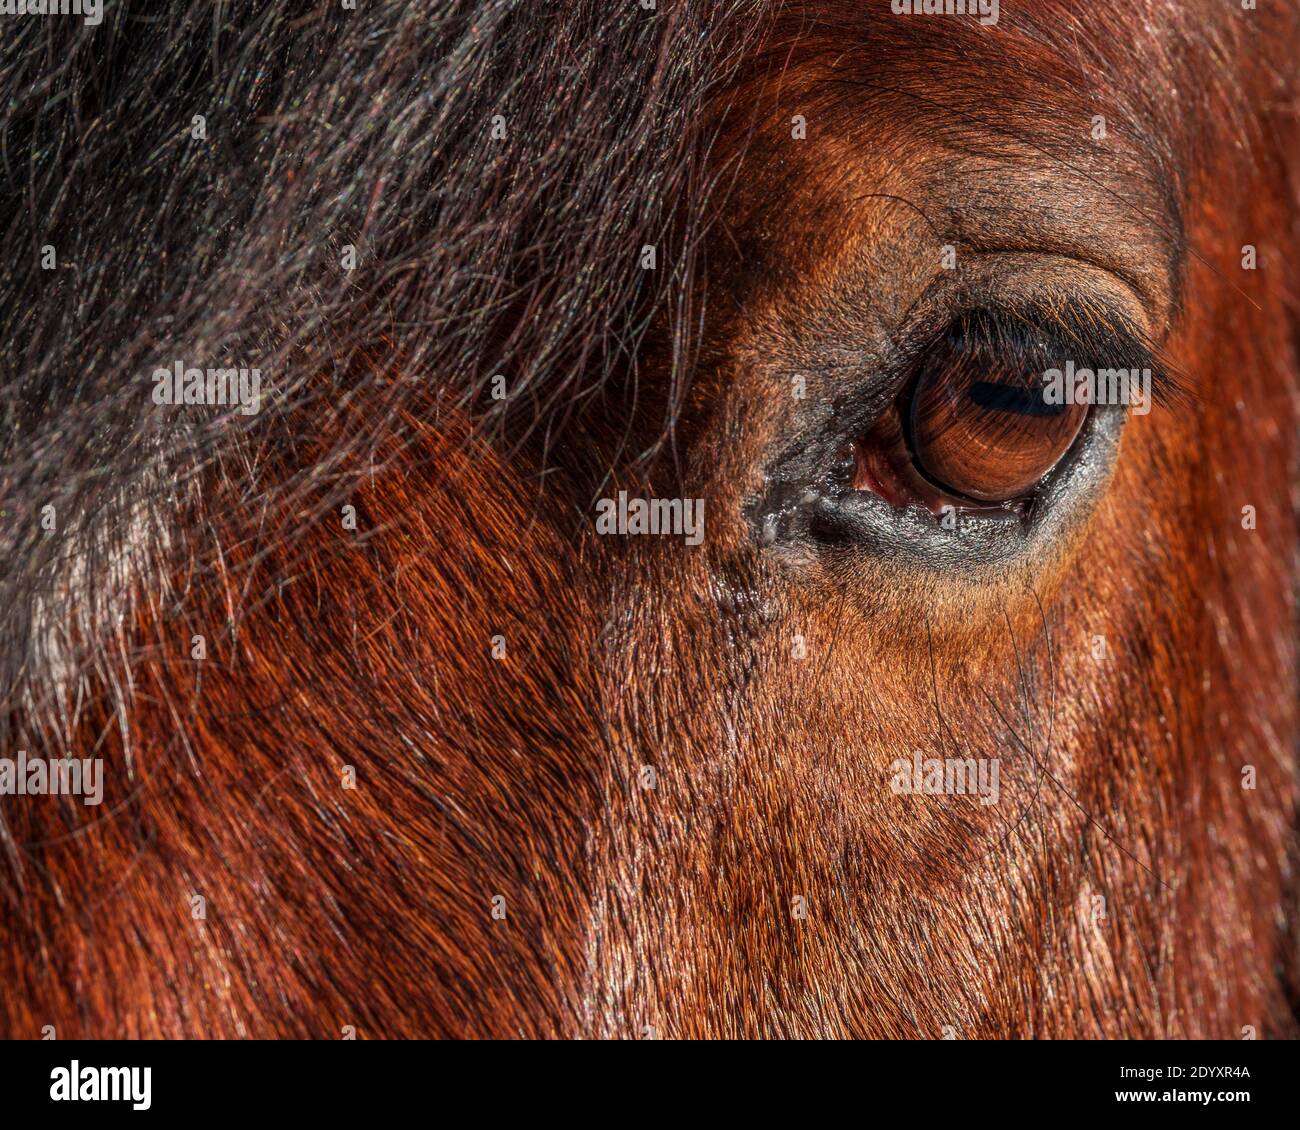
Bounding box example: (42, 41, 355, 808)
(942, 300, 1186, 412)
(753, 264, 1180, 513)
(750, 265, 1174, 569)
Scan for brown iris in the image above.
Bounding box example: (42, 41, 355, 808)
(907, 346, 1087, 502)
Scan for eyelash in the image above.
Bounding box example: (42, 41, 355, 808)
(850, 303, 1181, 512)
(925, 305, 1179, 407)
(748, 289, 1185, 560)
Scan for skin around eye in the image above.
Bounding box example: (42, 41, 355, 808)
(907, 345, 1088, 502)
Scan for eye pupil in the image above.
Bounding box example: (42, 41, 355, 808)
(908, 347, 1087, 503)
(967, 381, 1072, 418)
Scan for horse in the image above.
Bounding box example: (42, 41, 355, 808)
(1, 0, 1296, 1038)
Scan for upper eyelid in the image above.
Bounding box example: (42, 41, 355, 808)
(972, 302, 1186, 409)
(759, 267, 1183, 481)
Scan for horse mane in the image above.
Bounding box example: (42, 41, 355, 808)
(0, 0, 761, 753)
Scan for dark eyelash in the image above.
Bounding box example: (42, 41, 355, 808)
(942, 301, 1188, 411)
(756, 287, 1186, 514)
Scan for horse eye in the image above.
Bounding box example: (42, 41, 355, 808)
(907, 344, 1088, 502)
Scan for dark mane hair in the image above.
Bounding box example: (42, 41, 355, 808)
(0, 0, 760, 753)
